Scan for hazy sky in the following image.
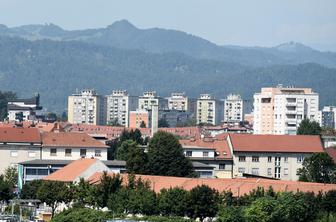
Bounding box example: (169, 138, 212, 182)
(1, 0, 335, 51)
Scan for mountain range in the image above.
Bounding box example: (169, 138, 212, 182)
(0, 20, 335, 113)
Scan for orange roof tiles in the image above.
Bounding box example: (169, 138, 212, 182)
(88, 172, 336, 196)
(42, 132, 108, 148)
(326, 147, 336, 163)
(44, 158, 98, 182)
(229, 134, 324, 153)
(0, 127, 41, 143)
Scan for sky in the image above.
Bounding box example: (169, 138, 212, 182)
(0, 0, 335, 51)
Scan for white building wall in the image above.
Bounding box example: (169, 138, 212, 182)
(196, 94, 217, 125)
(41, 147, 108, 161)
(224, 94, 243, 123)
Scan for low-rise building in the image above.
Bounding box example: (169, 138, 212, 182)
(41, 132, 108, 160)
(227, 134, 324, 181)
(7, 94, 43, 122)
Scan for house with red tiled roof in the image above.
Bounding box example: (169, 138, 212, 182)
(227, 134, 325, 181)
(0, 127, 42, 173)
(180, 135, 233, 178)
(41, 132, 109, 160)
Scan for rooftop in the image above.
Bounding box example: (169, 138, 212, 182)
(0, 127, 41, 143)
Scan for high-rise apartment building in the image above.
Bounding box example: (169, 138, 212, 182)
(167, 92, 188, 111)
(223, 94, 243, 123)
(319, 106, 336, 129)
(138, 91, 167, 111)
(196, 94, 222, 125)
(68, 89, 105, 125)
(253, 85, 319, 135)
(129, 109, 150, 128)
(106, 90, 138, 127)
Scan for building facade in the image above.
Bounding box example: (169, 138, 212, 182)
(7, 94, 43, 122)
(253, 85, 319, 135)
(319, 106, 336, 129)
(196, 94, 222, 125)
(129, 109, 150, 128)
(138, 91, 167, 111)
(224, 94, 243, 123)
(106, 90, 138, 127)
(167, 92, 188, 111)
(68, 89, 105, 125)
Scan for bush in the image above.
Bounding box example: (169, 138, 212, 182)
(51, 208, 108, 222)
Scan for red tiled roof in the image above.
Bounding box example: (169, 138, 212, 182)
(42, 132, 108, 148)
(0, 127, 41, 143)
(44, 158, 97, 182)
(88, 172, 336, 197)
(229, 134, 324, 153)
(326, 147, 336, 163)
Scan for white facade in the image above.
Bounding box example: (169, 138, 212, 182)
(138, 91, 167, 110)
(7, 95, 42, 121)
(253, 85, 319, 135)
(41, 147, 108, 160)
(167, 92, 188, 111)
(68, 89, 105, 125)
(224, 94, 243, 123)
(183, 147, 216, 159)
(106, 90, 138, 127)
(196, 94, 220, 125)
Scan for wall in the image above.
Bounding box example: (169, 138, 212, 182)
(41, 147, 107, 161)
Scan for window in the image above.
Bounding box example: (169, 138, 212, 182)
(238, 167, 245, 173)
(284, 157, 288, 163)
(95, 150, 102, 157)
(284, 168, 289, 175)
(267, 168, 272, 176)
(252, 156, 259, 162)
(65, 149, 72, 157)
(10, 151, 18, 157)
(297, 156, 304, 163)
(203, 151, 209, 157)
(50, 149, 57, 156)
(219, 164, 225, 170)
(238, 156, 246, 162)
(268, 156, 272, 162)
(80, 149, 87, 157)
(252, 168, 259, 175)
(28, 151, 36, 158)
(186, 151, 192, 157)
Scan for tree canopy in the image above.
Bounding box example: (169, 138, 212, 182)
(297, 119, 322, 135)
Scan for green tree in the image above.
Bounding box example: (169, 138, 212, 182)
(96, 172, 122, 208)
(187, 185, 219, 221)
(297, 153, 336, 183)
(4, 166, 18, 188)
(126, 142, 148, 174)
(0, 175, 12, 203)
(116, 140, 134, 161)
(158, 187, 189, 217)
(0, 90, 17, 120)
(20, 179, 43, 199)
(158, 118, 169, 128)
(51, 208, 108, 222)
(217, 206, 245, 222)
(107, 118, 122, 126)
(73, 178, 97, 208)
(243, 196, 280, 222)
(37, 180, 72, 217)
(297, 119, 322, 135)
(147, 131, 194, 177)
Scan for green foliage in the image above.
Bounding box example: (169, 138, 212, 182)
(217, 206, 244, 222)
(187, 185, 220, 221)
(158, 118, 169, 128)
(73, 178, 97, 208)
(51, 208, 108, 222)
(297, 152, 336, 183)
(147, 131, 194, 177)
(116, 140, 135, 161)
(0, 90, 17, 120)
(36, 180, 73, 217)
(297, 119, 322, 135)
(140, 121, 146, 128)
(4, 166, 18, 188)
(0, 174, 13, 203)
(243, 196, 280, 222)
(20, 179, 43, 199)
(96, 171, 122, 208)
(126, 142, 148, 174)
(158, 188, 189, 217)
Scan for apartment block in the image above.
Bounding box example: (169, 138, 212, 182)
(167, 92, 188, 111)
(196, 94, 222, 125)
(319, 106, 336, 129)
(7, 94, 42, 122)
(253, 85, 319, 135)
(223, 94, 243, 123)
(138, 91, 167, 111)
(106, 90, 138, 127)
(129, 109, 151, 128)
(68, 89, 105, 125)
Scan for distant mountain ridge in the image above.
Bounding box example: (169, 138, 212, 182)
(0, 36, 335, 113)
(1, 20, 336, 68)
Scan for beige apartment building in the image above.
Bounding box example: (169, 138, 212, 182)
(68, 89, 105, 125)
(138, 91, 167, 111)
(223, 94, 243, 123)
(253, 85, 319, 135)
(167, 92, 188, 111)
(196, 94, 222, 125)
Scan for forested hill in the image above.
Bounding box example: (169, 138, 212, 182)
(1, 20, 336, 68)
(0, 36, 335, 113)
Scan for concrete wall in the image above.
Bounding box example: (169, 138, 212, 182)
(42, 147, 107, 160)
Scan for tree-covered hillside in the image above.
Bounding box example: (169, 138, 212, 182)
(0, 36, 335, 113)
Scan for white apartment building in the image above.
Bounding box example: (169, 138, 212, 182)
(224, 94, 243, 123)
(319, 106, 336, 129)
(253, 85, 319, 135)
(138, 91, 167, 111)
(196, 94, 222, 125)
(7, 94, 42, 121)
(106, 90, 138, 127)
(167, 92, 188, 111)
(68, 89, 105, 125)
